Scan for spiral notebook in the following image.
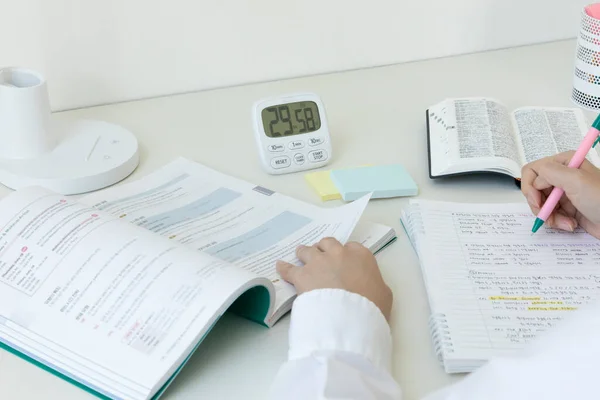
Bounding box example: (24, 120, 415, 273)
(400, 199, 600, 374)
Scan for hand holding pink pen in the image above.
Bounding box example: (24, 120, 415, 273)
(531, 114, 600, 233)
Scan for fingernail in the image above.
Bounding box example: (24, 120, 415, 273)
(569, 220, 578, 232)
(565, 218, 577, 232)
(558, 220, 576, 232)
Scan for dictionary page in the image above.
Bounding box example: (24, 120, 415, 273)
(0, 187, 273, 399)
(81, 158, 371, 325)
(402, 200, 600, 372)
(512, 107, 600, 170)
(428, 98, 522, 178)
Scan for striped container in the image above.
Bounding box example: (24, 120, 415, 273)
(573, 5, 600, 110)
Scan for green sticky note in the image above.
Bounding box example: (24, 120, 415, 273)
(330, 164, 418, 201)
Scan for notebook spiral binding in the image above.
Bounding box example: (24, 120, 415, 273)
(403, 205, 424, 243)
(429, 313, 453, 363)
(405, 206, 454, 363)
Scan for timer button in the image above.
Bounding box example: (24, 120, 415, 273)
(308, 149, 328, 163)
(308, 137, 324, 146)
(271, 156, 291, 169)
(289, 140, 305, 150)
(293, 153, 305, 165)
(267, 144, 285, 152)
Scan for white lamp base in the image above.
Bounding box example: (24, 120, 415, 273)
(0, 118, 139, 195)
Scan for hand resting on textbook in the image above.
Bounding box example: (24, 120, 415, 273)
(275, 237, 393, 321)
(521, 151, 600, 239)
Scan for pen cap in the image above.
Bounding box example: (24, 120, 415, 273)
(0, 67, 56, 159)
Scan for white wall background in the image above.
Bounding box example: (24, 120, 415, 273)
(0, 0, 591, 111)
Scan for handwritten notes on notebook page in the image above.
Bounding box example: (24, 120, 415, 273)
(401, 200, 600, 373)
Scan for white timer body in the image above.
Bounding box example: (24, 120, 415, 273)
(253, 93, 332, 175)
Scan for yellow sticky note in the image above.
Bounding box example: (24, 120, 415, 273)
(305, 170, 341, 201)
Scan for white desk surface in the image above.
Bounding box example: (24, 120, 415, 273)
(0, 39, 587, 400)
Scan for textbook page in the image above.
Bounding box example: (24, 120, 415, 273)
(405, 200, 600, 365)
(428, 98, 522, 178)
(0, 187, 272, 400)
(512, 107, 600, 167)
(81, 158, 370, 324)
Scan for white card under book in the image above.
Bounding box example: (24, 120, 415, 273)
(401, 199, 600, 374)
(426, 97, 600, 181)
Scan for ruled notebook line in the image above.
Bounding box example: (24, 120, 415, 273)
(401, 200, 600, 373)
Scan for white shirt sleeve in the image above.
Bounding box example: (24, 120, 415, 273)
(269, 288, 600, 400)
(268, 288, 402, 400)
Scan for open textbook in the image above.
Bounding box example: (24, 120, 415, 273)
(426, 97, 600, 181)
(401, 200, 600, 374)
(0, 158, 396, 400)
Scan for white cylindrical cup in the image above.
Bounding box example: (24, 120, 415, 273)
(0, 67, 56, 159)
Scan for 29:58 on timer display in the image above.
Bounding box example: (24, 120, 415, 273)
(252, 93, 332, 175)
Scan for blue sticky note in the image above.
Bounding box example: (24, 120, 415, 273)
(330, 164, 418, 201)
